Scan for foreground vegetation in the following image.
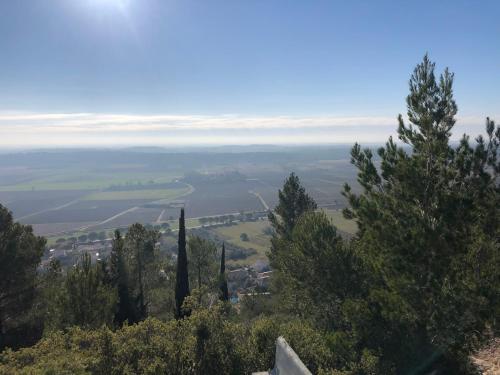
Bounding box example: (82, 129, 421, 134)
(0, 56, 499, 374)
(0, 308, 338, 375)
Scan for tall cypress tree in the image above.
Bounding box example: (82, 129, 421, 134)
(219, 243, 229, 301)
(175, 208, 190, 319)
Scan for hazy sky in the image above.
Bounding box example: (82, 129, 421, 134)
(0, 0, 499, 147)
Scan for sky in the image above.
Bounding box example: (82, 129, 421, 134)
(0, 0, 499, 147)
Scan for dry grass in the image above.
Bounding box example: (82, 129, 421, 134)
(471, 338, 500, 375)
(211, 220, 271, 266)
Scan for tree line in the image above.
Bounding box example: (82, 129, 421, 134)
(0, 207, 229, 351)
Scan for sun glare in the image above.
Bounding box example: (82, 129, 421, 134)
(87, 0, 130, 11)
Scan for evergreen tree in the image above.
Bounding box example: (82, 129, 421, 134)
(0, 204, 45, 350)
(187, 236, 217, 291)
(65, 253, 117, 329)
(109, 230, 136, 325)
(219, 243, 229, 302)
(38, 259, 66, 334)
(342, 55, 500, 372)
(268, 172, 317, 269)
(175, 208, 190, 319)
(125, 223, 160, 321)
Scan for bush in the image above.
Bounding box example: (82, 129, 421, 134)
(0, 306, 337, 375)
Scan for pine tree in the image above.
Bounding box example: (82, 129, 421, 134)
(268, 172, 317, 240)
(0, 204, 45, 350)
(219, 243, 229, 302)
(268, 172, 317, 269)
(187, 236, 218, 294)
(342, 55, 500, 371)
(65, 253, 117, 329)
(175, 208, 190, 318)
(124, 223, 159, 321)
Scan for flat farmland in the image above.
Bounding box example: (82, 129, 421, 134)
(8, 180, 194, 236)
(0, 170, 181, 191)
(31, 222, 99, 237)
(92, 207, 164, 230)
(83, 187, 189, 201)
(211, 220, 272, 267)
(183, 180, 265, 217)
(21, 199, 152, 224)
(0, 146, 361, 239)
(0, 190, 92, 219)
(246, 165, 355, 210)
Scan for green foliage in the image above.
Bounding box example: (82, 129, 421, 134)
(34, 253, 116, 334)
(239, 293, 275, 321)
(109, 230, 137, 325)
(37, 259, 67, 334)
(64, 253, 117, 329)
(187, 236, 217, 290)
(175, 208, 190, 319)
(0, 305, 336, 375)
(277, 211, 364, 329)
(267, 55, 499, 374)
(219, 243, 229, 302)
(0, 56, 497, 375)
(124, 223, 161, 321)
(0, 204, 45, 350)
(268, 172, 317, 278)
(268, 172, 317, 242)
(341, 55, 500, 372)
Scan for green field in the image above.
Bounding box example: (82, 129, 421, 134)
(0, 171, 180, 191)
(323, 209, 358, 235)
(211, 220, 271, 266)
(82, 187, 189, 201)
(166, 217, 202, 231)
(209, 212, 357, 267)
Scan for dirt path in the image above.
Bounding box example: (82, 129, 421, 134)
(156, 209, 166, 223)
(249, 190, 269, 210)
(84, 182, 195, 229)
(80, 206, 140, 231)
(471, 338, 500, 374)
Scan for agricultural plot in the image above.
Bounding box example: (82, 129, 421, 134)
(31, 222, 99, 237)
(8, 179, 194, 236)
(248, 185, 279, 210)
(83, 187, 189, 201)
(0, 190, 91, 219)
(141, 180, 267, 220)
(246, 166, 356, 210)
(183, 180, 265, 217)
(21, 199, 152, 224)
(92, 207, 164, 230)
(211, 220, 272, 267)
(323, 209, 358, 235)
(0, 169, 181, 191)
(0, 147, 360, 240)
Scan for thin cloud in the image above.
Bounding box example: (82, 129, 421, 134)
(0, 112, 492, 147)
